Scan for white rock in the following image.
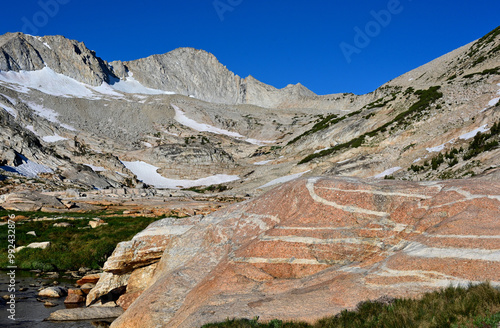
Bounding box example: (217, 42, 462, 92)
(27, 241, 51, 249)
(38, 286, 68, 298)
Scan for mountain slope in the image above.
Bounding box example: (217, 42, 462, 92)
(0, 27, 498, 196)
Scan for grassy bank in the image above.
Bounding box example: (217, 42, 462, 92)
(202, 283, 500, 328)
(0, 210, 166, 271)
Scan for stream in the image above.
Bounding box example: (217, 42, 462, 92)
(0, 270, 111, 327)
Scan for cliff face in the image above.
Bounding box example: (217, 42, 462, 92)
(0, 33, 114, 86)
(105, 174, 500, 328)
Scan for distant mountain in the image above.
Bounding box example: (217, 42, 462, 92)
(0, 33, 318, 108)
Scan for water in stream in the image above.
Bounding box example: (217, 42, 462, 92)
(0, 270, 111, 327)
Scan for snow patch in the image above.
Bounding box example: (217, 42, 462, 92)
(122, 160, 239, 189)
(25, 125, 37, 135)
(314, 147, 330, 154)
(0, 94, 17, 105)
(84, 164, 106, 172)
(26, 102, 76, 131)
(0, 154, 53, 178)
(337, 158, 352, 164)
(413, 158, 422, 163)
(426, 138, 455, 153)
(142, 142, 153, 148)
(373, 167, 402, 179)
(459, 124, 489, 140)
(42, 134, 67, 143)
(107, 73, 175, 95)
(259, 170, 311, 189)
(253, 160, 272, 165)
(488, 97, 500, 107)
(173, 105, 275, 146)
(1, 105, 17, 118)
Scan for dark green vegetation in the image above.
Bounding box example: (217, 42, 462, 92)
(409, 121, 500, 178)
(463, 67, 500, 79)
(365, 94, 397, 110)
(202, 283, 500, 328)
(0, 210, 166, 271)
(463, 121, 500, 160)
(288, 111, 360, 146)
(298, 87, 443, 164)
(185, 184, 230, 193)
(466, 25, 500, 67)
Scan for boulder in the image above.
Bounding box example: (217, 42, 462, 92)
(102, 218, 193, 274)
(80, 283, 96, 294)
(0, 191, 66, 211)
(46, 307, 124, 321)
(89, 218, 107, 228)
(38, 286, 67, 298)
(64, 294, 85, 304)
(26, 241, 50, 249)
(86, 272, 130, 306)
(77, 273, 101, 285)
(109, 176, 500, 328)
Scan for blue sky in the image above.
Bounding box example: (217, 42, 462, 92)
(1, 0, 499, 95)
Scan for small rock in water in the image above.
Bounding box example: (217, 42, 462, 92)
(2, 295, 10, 300)
(38, 286, 68, 298)
(64, 293, 86, 304)
(78, 267, 91, 274)
(19, 287, 28, 291)
(44, 301, 58, 307)
(26, 231, 37, 237)
(53, 281, 60, 285)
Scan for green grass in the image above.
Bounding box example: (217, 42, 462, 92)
(202, 283, 500, 328)
(0, 211, 167, 271)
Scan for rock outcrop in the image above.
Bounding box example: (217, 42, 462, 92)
(108, 175, 500, 328)
(0, 33, 114, 86)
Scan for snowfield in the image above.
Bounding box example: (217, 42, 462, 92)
(172, 105, 275, 146)
(0, 67, 175, 100)
(0, 155, 53, 178)
(122, 160, 239, 189)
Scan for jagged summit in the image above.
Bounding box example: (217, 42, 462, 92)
(0, 33, 319, 107)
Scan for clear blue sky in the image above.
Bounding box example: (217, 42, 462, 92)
(1, 0, 499, 95)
